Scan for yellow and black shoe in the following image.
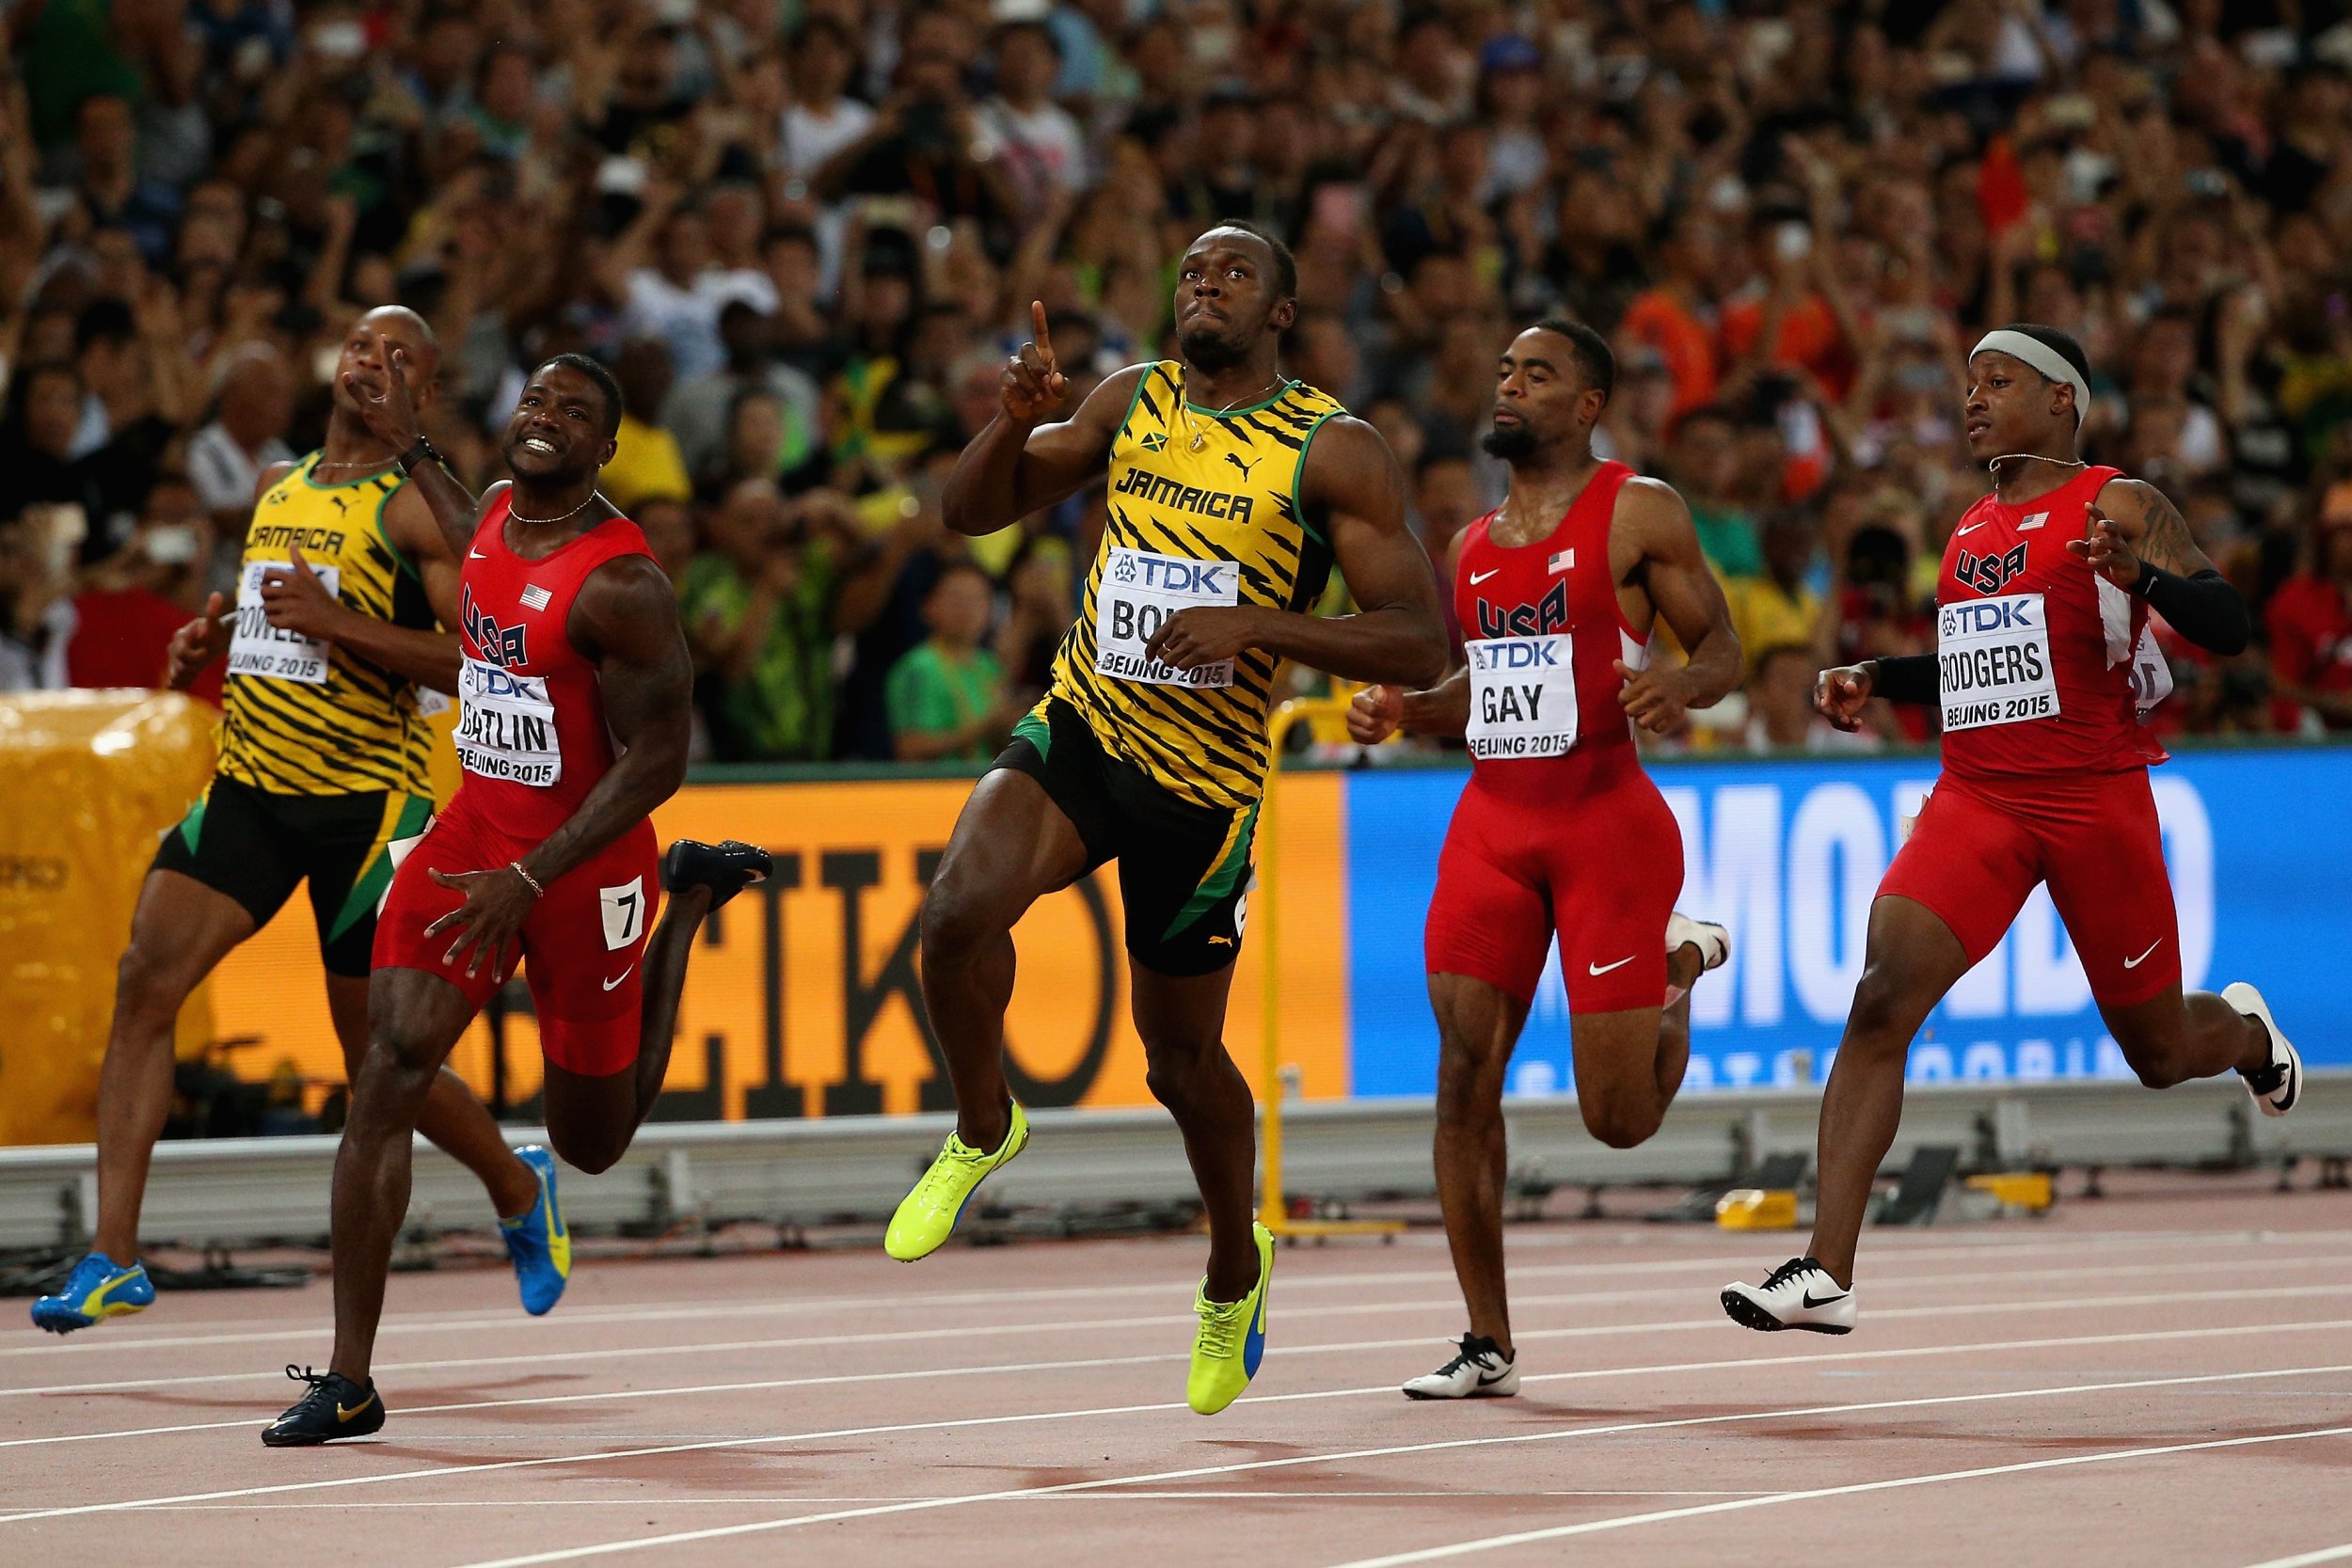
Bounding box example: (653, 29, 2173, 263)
(262, 1364, 385, 1447)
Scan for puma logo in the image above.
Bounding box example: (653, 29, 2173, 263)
(1224, 451, 1260, 481)
(1206, 935, 1235, 948)
(326, 495, 351, 516)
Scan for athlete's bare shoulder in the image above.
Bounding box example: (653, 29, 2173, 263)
(250, 458, 300, 507)
(381, 477, 461, 561)
(2092, 472, 2213, 575)
(1065, 362, 1155, 441)
(1610, 473, 1699, 559)
(1299, 415, 1408, 527)
(573, 552, 685, 655)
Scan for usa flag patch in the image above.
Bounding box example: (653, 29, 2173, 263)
(2018, 512, 2047, 531)
(519, 583, 552, 611)
(1549, 548, 1574, 574)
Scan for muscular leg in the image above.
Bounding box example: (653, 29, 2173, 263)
(1804, 896, 1976, 1289)
(919, 769, 1092, 1152)
(91, 872, 256, 1262)
(538, 881, 717, 1175)
(325, 974, 536, 1220)
(1427, 974, 1528, 1354)
(1565, 943, 1708, 1153)
(328, 967, 479, 1382)
(1131, 961, 1259, 1303)
(2098, 985, 2270, 1089)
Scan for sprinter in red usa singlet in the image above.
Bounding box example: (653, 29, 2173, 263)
(262, 349, 771, 1446)
(1348, 320, 1741, 1399)
(1724, 325, 2303, 1337)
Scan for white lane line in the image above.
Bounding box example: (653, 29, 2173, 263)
(12, 1254, 2347, 1403)
(13, 1227, 2340, 1362)
(8, 1282, 2349, 1452)
(1316, 1420, 2352, 1568)
(6, 1319, 2347, 1519)
(2236, 1547, 2352, 1568)
(430, 1363, 2352, 1568)
(103, 1490, 1791, 1510)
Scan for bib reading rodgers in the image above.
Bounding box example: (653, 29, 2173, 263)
(1092, 546, 1241, 689)
(1467, 635, 1579, 758)
(454, 657, 562, 785)
(1939, 593, 2059, 732)
(228, 560, 342, 684)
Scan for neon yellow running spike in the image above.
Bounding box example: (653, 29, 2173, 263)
(884, 1102, 1030, 1261)
(1186, 1221, 1275, 1416)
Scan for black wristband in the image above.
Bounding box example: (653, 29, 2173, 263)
(394, 437, 441, 476)
(1869, 654, 1940, 704)
(2126, 563, 2250, 655)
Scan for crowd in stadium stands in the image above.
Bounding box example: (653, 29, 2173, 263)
(6, 0, 2352, 762)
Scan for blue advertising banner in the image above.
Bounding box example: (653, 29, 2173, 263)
(1343, 748, 2348, 1099)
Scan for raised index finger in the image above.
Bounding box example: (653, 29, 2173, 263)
(1030, 301, 1057, 371)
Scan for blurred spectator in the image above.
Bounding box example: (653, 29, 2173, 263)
(2267, 515, 2352, 732)
(1665, 406, 1763, 582)
(1728, 512, 1828, 680)
(603, 339, 694, 511)
(1744, 643, 1882, 755)
(8, 0, 2352, 748)
(63, 475, 213, 693)
(887, 560, 1018, 762)
(679, 480, 844, 762)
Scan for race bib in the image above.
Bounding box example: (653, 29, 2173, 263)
(227, 560, 342, 684)
(1938, 592, 2060, 732)
(454, 657, 562, 785)
(1466, 635, 1578, 759)
(1092, 546, 1240, 689)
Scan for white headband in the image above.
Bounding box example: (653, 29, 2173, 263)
(1971, 329, 2091, 425)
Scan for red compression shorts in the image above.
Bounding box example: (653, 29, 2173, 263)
(1876, 767, 2180, 1008)
(372, 790, 661, 1076)
(1423, 758, 1684, 1013)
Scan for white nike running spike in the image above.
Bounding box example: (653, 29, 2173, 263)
(2225, 982, 2301, 1118)
(1721, 1257, 1856, 1335)
(1401, 1334, 1520, 1400)
(1666, 911, 1730, 974)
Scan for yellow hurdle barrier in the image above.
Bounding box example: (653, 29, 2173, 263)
(1258, 696, 1403, 1241)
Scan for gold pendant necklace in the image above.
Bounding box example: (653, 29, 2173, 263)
(1182, 373, 1287, 452)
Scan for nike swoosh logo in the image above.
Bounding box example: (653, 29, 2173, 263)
(1470, 569, 1500, 585)
(2122, 940, 2164, 969)
(336, 1396, 373, 1422)
(1801, 1290, 1849, 1308)
(1588, 956, 1635, 975)
(601, 965, 636, 992)
(1956, 521, 1993, 535)
(469, 548, 488, 559)
(1476, 1368, 1512, 1386)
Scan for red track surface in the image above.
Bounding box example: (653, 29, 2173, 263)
(6, 1173, 2350, 1567)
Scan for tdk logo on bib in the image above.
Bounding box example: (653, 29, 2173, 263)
(1114, 556, 1228, 595)
(1955, 541, 2030, 595)
(1470, 640, 1563, 670)
(469, 664, 542, 702)
(1941, 596, 2042, 637)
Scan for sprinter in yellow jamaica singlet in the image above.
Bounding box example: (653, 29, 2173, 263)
(882, 224, 1450, 1416)
(31, 309, 551, 1338)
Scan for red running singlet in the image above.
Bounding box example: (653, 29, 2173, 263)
(1932, 463, 2166, 782)
(1424, 461, 1684, 1013)
(373, 494, 666, 1074)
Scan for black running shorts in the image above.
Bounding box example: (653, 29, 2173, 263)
(151, 775, 434, 976)
(991, 696, 1257, 977)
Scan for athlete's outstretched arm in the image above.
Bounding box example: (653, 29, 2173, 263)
(341, 332, 489, 560)
(1351, 530, 1470, 740)
(423, 557, 692, 977)
(942, 304, 1143, 537)
(2076, 476, 2251, 655)
(256, 484, 466, 694)
(1147, 417, 1447, 688)
(1614, 477, 1741, 733)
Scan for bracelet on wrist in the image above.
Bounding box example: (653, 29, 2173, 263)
(395, 437, 442, 476)
(509, 861, 545, 898)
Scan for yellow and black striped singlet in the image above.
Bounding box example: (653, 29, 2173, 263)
(1049, 364, 1345, 811)
(215, 454, 437, 797)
